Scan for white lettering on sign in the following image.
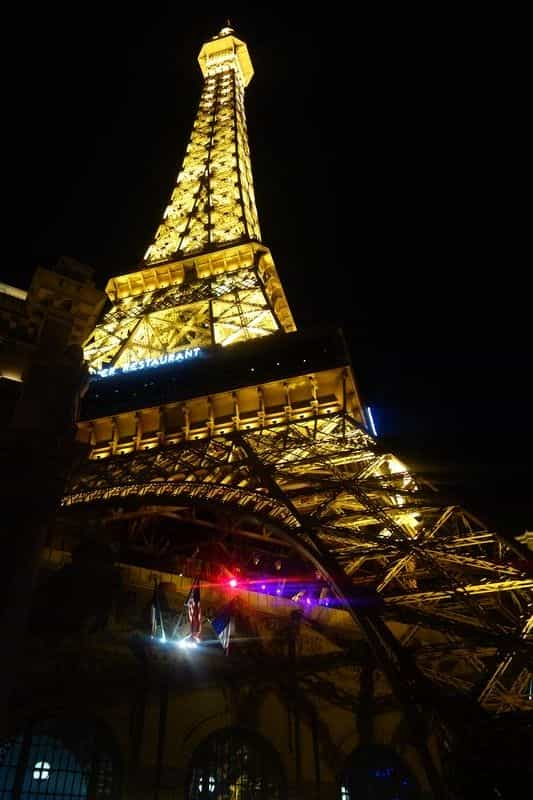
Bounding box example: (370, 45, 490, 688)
(92, 347, 202, 379)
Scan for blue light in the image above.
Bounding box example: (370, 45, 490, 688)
(366, 406, 377, 436)
(374, 767, 394, 779)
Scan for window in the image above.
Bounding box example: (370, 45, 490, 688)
(339, 745, 418, 800)
(32, 761, 51, 781)
(187, 727, 285, 799)
(0, 718, 120, 799)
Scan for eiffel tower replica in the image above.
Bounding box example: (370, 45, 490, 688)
(1, 23, 532, 800)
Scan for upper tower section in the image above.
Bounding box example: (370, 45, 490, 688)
(198, 25, 254, 87)
(83, 26, 295, 376)
(144, 25, 261, 265)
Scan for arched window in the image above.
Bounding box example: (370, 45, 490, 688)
(339, 745, 419, 800)
(187, 727, 286, 800)
(0, 717, 121, 799)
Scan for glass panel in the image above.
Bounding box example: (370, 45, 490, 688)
(0, 736, 22, 798)
(188, 728, 285, 800)
(0, 720, 118, 799)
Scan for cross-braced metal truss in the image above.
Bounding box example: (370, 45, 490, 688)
(63, 413, 533, 717)
(144, 47, 260, 264)
(84, 267, 279, 372)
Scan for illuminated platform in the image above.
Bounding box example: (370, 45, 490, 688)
(78, 326, 365, 457)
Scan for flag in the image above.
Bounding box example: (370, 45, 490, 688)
(186, 577, 201, 642)
(151, 581, 166, 641)
(212, 602, 234, 655)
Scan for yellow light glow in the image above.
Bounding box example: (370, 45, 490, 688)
(83, 31, 294, 373)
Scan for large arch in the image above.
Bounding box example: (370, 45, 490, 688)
(185, 726, 286, 800)
(60, 419, 533, 800)
(0, 717, 121, 799)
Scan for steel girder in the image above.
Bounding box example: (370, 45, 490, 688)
(63, 413, 533, 720)
(144, 62, 260, 264)
(84, 266, 280, 373)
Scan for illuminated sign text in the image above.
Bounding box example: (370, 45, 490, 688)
(92, 347, 202, 379)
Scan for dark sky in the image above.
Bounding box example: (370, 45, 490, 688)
(3, 4, 530, 532)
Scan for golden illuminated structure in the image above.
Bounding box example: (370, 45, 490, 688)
(84, 27, 293, 374)
(2, 24, 532, 800)
(146, 27, 260, 262)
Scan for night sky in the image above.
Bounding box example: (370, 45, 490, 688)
(3, 5, 530, 532)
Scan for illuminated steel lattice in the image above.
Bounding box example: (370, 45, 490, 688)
(84, 267, 279, 372)
(64, 26, 532, 794)
(64, 414, 533, 715)
(187, 728, 285, 800)
(145, 30, 260, 264)
(83, 27, 293, 373)
(0, 718, 119, 799)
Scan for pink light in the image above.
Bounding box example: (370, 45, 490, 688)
(306, 598, 312, 605)
(228, 578, 238, 588)
(261, 584, 266, 590)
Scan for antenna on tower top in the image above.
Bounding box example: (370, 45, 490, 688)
(218, 19, 235, 37)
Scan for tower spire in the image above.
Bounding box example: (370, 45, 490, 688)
(220, 19, 234, 35)
(144, 27, 259, 265)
